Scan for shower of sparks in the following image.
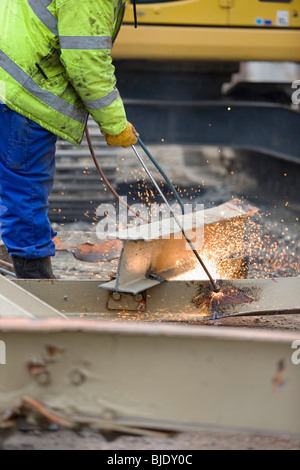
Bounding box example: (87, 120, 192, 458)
(53, 147, 299, 285)
(174, 258, 220, 281)
(171, 210, 299, 281)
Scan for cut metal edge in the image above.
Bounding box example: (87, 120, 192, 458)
(0, 316, 299, 343)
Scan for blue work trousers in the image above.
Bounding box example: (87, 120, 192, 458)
(0, 104, 57, 258)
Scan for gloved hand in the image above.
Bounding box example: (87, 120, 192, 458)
(102, 122, 139, 147)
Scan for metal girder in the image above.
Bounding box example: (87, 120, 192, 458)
(0, 276, 66, 320)
(14, 277, 300, 322)
(0, 319, 299, 437)
(102, 199, 258, 294)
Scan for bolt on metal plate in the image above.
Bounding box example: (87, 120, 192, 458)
(107, 292, 146, 311)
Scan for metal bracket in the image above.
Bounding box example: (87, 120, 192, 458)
(100, 199, 258, 294)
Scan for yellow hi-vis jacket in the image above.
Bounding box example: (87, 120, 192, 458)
(0, 0, 127, 145)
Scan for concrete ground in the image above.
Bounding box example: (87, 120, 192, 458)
(4, 429, 300, 451)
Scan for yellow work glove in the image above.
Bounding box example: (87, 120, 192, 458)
(102, 122, 139, 147)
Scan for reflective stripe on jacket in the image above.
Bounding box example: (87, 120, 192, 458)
(0, 0, 127, 145)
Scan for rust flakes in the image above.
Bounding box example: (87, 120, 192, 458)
(53, 236, 68, 251)
(27, 362, 47, 377)
(192, 283, 257, 317)
(45, 344, 65, 358)
(272, 359, 288, 392)
(54, 237, 122, 262)
(73, 240, 122, 262)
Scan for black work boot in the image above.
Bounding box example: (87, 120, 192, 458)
(12, 256, 56, 279)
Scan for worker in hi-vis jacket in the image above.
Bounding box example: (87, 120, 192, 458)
(0, 0, 138, 279)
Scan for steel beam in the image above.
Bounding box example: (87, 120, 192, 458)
(124, 99, 300, 165)
(0, 276, 66, 319)
(102, 199, 258, 294)
(0, 319, 299, 437)
(14, 277, 300, 322)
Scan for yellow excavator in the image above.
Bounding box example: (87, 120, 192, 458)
(113, 0, 300, 62)
(110, 0, 300, 166)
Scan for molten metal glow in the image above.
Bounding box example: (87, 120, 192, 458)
(171, 209, 299, 281)
(174, 257, 220, 281)
(211, 291, 225, 300)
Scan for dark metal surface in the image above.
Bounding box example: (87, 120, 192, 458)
(124, 99, 300, 164)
